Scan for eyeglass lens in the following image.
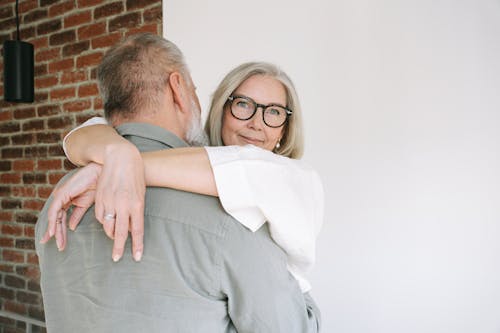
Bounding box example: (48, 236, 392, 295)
(230, 96, 288, 128)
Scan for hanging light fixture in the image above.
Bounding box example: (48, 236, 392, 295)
(3, 0, 34, 103)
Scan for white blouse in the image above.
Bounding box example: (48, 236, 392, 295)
(63, 117, 324, 292)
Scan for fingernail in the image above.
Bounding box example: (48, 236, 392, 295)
(56, 239, 62, 251)
(134, 251, 142, 262)
(112, 254, 120, 262)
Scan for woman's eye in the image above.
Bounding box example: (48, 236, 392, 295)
(236, 101, 250, 108)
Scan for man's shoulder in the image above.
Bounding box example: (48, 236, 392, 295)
(143, 187, 234, 236)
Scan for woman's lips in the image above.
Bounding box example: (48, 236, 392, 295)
(239, 134, 263, 145)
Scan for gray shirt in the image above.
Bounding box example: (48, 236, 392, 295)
(35, 123, 320, 333)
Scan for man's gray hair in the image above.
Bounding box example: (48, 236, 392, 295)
(97, 33, 189, 120)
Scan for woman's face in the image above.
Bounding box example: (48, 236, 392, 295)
(221, 75, 286, 151)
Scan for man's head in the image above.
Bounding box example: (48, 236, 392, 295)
(97, 33, 206, 144)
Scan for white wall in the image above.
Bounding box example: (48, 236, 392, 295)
(163, 1, 500, 332)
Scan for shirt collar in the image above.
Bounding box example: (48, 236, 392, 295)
(115, 122, 189, 149)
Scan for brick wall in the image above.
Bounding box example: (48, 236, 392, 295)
(0, 1, 162, 331)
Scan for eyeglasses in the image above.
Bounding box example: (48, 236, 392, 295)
(227, 95, 292, 128)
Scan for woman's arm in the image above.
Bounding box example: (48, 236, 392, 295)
(64, 118, 217, 195)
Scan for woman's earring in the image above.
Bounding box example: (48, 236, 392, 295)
(275, 140, 281, 149)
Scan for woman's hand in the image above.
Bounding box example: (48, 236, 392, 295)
(40, 162, 102, 251)
(94, 142, 146, 262)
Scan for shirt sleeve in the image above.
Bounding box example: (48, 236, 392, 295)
(62, 116, 109, 163)
(205, 144, 324, 292)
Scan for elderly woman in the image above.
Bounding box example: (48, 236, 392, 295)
(42, 62, 324, 293)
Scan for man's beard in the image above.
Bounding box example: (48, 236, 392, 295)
(185, 99, 209, 147)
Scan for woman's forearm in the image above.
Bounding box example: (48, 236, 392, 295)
(142, 148, 218, 197)
(65, 124, 135, 166)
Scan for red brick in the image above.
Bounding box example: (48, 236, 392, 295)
(0, 237, 14, 247)
(49, 29, 76, 46)
(15, 239, 36, 250)
(16, 290, 40, 304)
(24, 8, 48, 23)
(19, 26, 36, 39)
(0, 122, 20, 133)
(0, 161, 11, 171)
(125, 24, 158, 36)
(22, 173, 47, 185)
(13, 107, 35, 119)
(24, 225, 35, 237)
(48, 116, 73, 129)
(1, 199, 22, 209)
(93, 96, 103, 110)
(91, 32, 121, 49)
(35, 63, 48, 76)
(4, 300, 27, 315)
(1, 147, 23, 158)
(78, 22, 106, 40)
(15, 212, 39, 224)
(24, 146, 48, 158)
(0, 286, 15, 300)
(12, 186, 36, 197)
(38, 186, 54, 199)
(2, 250, 24, 263)
(37, 159, 62, 170)
(78, 0, 104, 8)
(109, 12, 141, 32)
(22, 119, 44, 131)
(76, 52, 103, 67)
(41, 0, 60, 5)
(37, 18, 62, 35)
(36, 132, 61, 143)
(0, 17, 16, 31)
(1, 224, 22, 236)
(23, 200, 44, 211)
(142, 6, 163, 23)
(63, 99, 92, 112)
(48, 0, 75, 17)
(61, 70, 87, 84)
(0, 6, 13, 20)
(49, 172, 66, 184)
(0, 210, 13, 221)
(37, 104, 61, 117)
(31, 36, 48, 49)
(48, 58, 74, 73)
(48, 144, 65, 157)
(64, 10, 92, 28)
(0, 173, 21, 184)
(36, 91, 50, 103)
(63, 40, 90, 57)
(50, 87, 76, 100)
(0, 109, 13, 121)
(94, 1, 123, 20)
(11, 133, 34, 145)
(19, 0, 38, 13)
(126, 0, 158, 10)
(35, 48, 60, 62)
(35, 75, 58, 88)
(27, 253, 39, 265)
(78, 83, 99, 97)
(13, 160, 35, 172)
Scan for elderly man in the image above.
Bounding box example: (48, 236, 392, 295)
(35, 33, 320, 332)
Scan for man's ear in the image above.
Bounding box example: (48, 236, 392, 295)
(168, 71, 189, 114)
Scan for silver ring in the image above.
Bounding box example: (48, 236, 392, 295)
(104, 213, 116, 221)
(56, 218, 63, 224)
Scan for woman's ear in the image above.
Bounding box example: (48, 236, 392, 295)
(168, 71, 189, 114)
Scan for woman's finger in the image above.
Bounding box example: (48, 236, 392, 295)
(112, 210, 129, 262)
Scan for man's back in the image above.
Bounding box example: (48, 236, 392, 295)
(35, 123, 320, 332)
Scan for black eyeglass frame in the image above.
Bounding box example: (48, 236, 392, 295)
(227, 95, 293, 128)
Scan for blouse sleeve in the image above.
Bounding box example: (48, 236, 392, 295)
(62, 116, 109, 163)
(205, 144, 324, 292)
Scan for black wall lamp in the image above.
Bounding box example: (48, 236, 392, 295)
(3, 0, 34, 103)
